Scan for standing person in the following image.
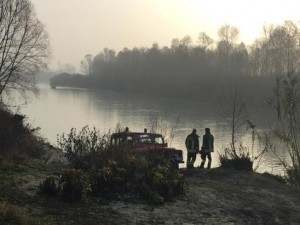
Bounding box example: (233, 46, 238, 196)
(185, 128, 199, 169)
(200, 128, 214, 169)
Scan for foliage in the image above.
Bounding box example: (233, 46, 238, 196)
(39, 176, 59, 197)
(0, 107, 46, 160)
(0, 202, 43, 225)
(89, 161, 127, 198)
(54, 126, 185, 204)
(217, 85, 267, 171)
(39, 169, 85, 202)
(148, 113, 179, 147)
(134, 153, 185, 205)
(49, 21, 300, 106)
(50, 73, 89, 88)
(219, 153, 253, 172)
(0, 0, 50, 105)
(285, 166, 300, 185)
(57, 126, 111, 170)
(268, 74, 300, 186)
(59, 169, 85, 202)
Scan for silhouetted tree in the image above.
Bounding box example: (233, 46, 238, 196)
(197, 32, 214, 50)
(80, 54, 93, 75)
(0, 0, 50, 102)
(217, 25, 239, 74)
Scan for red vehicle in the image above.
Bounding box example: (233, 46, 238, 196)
(110, 128, 184, 167)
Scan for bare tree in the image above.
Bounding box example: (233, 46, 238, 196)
(80, 54, 93, 75)
(270, 74, 300, 185)
(218, 24, 239, 44)
(197, 32, 214, 49)
(217, 83, 267, 171)
(0, 0, 50, 103)
(217, 24, 239, 73)
(218, 84, 247, 157)
(250, 21, 300, 76)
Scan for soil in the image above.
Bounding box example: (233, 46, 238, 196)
(1, 151, 300, 225)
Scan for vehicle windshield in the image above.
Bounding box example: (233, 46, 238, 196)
(135, 134, 163, 144)
(111, 132, 164, 146)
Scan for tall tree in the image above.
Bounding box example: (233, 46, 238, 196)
(80, 54, 93, 75)
(197, 32, 214, 49)
(217, 25, 239, 74)
(250, 21, 300, 76)
(0, 0, 50, 101)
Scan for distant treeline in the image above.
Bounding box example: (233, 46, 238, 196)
(50, 21, 300, 103)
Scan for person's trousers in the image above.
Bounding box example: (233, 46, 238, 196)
(187, 152, 197, 168)
(200, 152, 212, 168)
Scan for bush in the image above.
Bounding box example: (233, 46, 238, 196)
(0, 107, 46, 160)
(55, 125, 185, 204)
(59, 169, 85, 202)
(39, 170, 85, 202)
(0, 202, 40, 225)
(134, 153, 185, 204)
(219, 143, 255, 172)
(285, 166, 300, 186)
(219, 154, 253, 172)
(39, 176, 59, 197)
(89, 161, 127, 198)
(57, 126, 111, 170)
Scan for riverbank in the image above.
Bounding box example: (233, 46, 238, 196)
(1, 156, 300, 225)
(0, 108, 299, 224)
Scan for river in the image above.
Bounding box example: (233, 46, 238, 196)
(21, 84, 283, 173)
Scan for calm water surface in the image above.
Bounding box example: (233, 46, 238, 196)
(21, 84, 283, 173)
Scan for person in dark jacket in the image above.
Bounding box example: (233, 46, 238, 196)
(200, 128, 214, 169)
(185, 128, 199, 169)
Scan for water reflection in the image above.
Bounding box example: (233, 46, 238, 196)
(21, 84, 284, 173)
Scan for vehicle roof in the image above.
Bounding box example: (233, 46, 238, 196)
(111, 132, 162, 136)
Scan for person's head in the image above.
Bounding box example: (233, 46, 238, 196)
(205, 127, 210, 134)
(192, 128, 197, 134)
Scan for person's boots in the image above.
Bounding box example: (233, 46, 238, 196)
(207, 161, 211, 169)
(199, 160, 205, 169)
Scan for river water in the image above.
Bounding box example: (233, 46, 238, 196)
(21, 84, 284, 174)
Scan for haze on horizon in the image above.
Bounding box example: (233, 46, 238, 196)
(31, 0, 300, 71)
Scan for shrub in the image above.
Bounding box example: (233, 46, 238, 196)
(89, 160, 127, 198)
(39, 176, 59, 197)
(0, 107, 46, 160)
(219, 154, 253, 171)
(56, 125, 185, 204)
(57, 126, 111, 170)
(59, 169, 85, 202)
(285, 166, 300, 186)
(134, 153, 185, 204)
(268, 74, 300, 186)
(0, 202, 41, 225)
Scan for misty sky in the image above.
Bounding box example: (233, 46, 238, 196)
(31, 0, 300, 71)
